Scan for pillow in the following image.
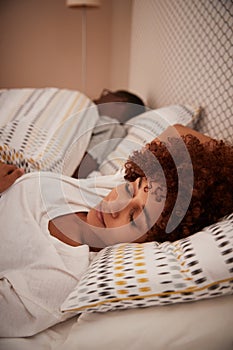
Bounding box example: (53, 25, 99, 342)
(0, 144, 41, 173)
(61, 213, 233, 314)
(98, 104, 202, 175)
(0, 88, 99, 177)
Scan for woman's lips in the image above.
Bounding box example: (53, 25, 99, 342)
(96, 205, 106, 227)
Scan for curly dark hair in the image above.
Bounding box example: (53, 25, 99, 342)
(124, 134, 233, 243)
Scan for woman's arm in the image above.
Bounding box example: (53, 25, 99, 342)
(48, 220, 82, 246)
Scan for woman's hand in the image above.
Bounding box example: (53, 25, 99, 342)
(0, 162, 24, 193)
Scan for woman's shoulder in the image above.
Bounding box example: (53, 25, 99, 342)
(155, 124, 213, 144)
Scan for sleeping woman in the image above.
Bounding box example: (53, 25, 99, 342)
(1, 124, 233, 337)
(49, 124, 233, 248)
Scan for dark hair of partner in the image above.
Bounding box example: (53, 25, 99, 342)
(124, 135, 233, 243)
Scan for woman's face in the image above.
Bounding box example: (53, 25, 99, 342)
(85, 177, 166, 246)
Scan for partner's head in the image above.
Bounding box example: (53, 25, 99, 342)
(93, 89, 145, 123)
(85, 134, 233, 248)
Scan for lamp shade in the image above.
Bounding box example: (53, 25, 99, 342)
(66, 0, 100, 7)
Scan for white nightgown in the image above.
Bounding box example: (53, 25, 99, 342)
(0, 171, 124, 336)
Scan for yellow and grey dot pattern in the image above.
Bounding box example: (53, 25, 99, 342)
(0, 144, 40, 173)
(61, 214, 233, 314)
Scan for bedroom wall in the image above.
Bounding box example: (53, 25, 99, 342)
(128, 0, 233, 141)
(110, 0, 132, 91)
(0, 0, 132, 99)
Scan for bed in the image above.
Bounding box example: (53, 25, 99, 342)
(1, 0, 233, 349)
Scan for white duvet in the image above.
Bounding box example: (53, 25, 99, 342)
(1, 294, 233, 350)
(0, 88, 99, 176)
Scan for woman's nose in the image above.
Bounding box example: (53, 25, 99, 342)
(111, 210, 119, 219)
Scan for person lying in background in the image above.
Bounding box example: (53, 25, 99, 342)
(72, 89, 145, 178)
(1, 124, 233, 337)
(0, 161, 24, 193)
(93, 89, 146, 122)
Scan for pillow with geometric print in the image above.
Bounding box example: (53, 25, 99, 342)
(61, 213, 233, 315)
(0, 144, 41, 173)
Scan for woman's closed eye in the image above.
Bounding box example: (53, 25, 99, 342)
(125, 182, 134, 197)
(129, 208, 137, 227)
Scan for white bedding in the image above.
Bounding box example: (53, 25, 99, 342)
(1, 294, 233, 350)
(64, 295, 233, 350)
(0, 88, 99, 176)
(1, 88, 232, 348)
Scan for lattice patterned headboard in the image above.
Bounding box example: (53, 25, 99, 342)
(129, 0, 233, 142)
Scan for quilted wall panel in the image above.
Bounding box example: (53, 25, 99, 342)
(129, 0, 233, 142)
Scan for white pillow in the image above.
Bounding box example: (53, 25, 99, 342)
(98, 105, 201, 175)
(61, 213, 233, 314)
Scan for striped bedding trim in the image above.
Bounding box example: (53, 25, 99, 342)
(0, 88, 99, 176)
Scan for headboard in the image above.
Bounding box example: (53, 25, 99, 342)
(129, 0, 233, 142)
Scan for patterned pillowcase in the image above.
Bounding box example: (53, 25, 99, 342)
(98, 104, 202, 175)
(0, 144, 41, 173)
(61, 213, 233, 314)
